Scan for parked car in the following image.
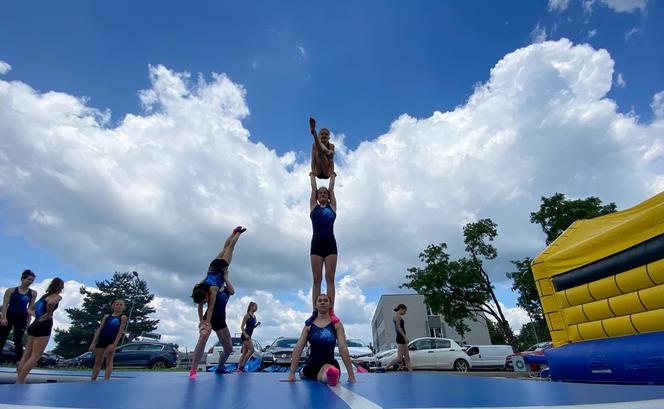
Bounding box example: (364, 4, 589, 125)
(261, 337, 309, 368)
(505, 341, 553, 371)
(63, 351, 95, 368)
(0, 340, 17, 364)
(38, 351, 63, 368)
(113, 341, 179, 369)
(0, 341, 63, 368)
(464, 345, 513, 370)
(206, 337, 263, 368)
(334, 339, 376, 369)
(378, 337, 471, 371)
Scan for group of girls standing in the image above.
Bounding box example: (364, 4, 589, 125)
(3, 117, 360, 385)
(1, 270, 129, 383)
(0, 271, 65, 384)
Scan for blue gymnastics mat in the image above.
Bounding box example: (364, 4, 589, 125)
(1, 369, 664, 409)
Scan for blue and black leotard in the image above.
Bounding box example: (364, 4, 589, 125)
(96, 314, 124, 349)
(395, 318, 407, 345)
(0, 287, 33, 361)
(241, 314, 257, 342)
(310, 204, 337, 258)
(208, 287, 231, 332)
(27, 296, 59, 338)
(301, 321, 340, 379)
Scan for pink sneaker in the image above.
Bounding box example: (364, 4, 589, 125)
(326, 367, 340, 387)
(189, 369, 197, 380)
(329, 308, 340, 324)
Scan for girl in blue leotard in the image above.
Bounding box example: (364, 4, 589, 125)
(307, 171, 340, 325)
(189, 226, 245, 379)
(387, 304, 412, 371)
(237, 301, 261, 372)
(309, 117, 335, 179)
(90, 299, 127, 380)
(0, 270, 37, 366)
(288, 294, 355, 385)
(16, 277, 64, 384)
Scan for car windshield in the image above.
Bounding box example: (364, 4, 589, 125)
(273, 339, 298, 348)
(345, 340, 366, 348)
(527, 342, 548, 351)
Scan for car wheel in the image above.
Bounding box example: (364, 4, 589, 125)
(453, 359, 469, 372)
(150, 360, 167, 369)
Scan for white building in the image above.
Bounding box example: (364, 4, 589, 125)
(371, 294, 491, 352)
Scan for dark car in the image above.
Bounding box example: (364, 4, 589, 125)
(113, 341, 179, 369)
(38, 351, 63, 368)
(0, 340, 17, 364)
(0, 341, 61, 367)
(261, 337, 309, 369)
(63, 351, 95, 368)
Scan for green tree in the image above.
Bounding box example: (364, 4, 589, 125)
(486, 319, 509, 345)
(529, 193, 617, 245)
(402, 219, 518, 352)
(502, 193, 618, 345)
(517, 320, 551, 351)
(53, 272, 158, 358)
(506, 258, 543, 320)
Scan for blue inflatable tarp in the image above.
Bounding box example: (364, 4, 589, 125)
(545, 330, 664, 384)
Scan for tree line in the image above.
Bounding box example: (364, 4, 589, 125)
(401, 193, 617, 352)
(53, 272, 159, 358)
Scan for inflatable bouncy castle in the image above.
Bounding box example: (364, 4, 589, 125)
(531, 191, 664, 384)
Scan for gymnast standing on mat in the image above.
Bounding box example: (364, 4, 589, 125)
(189, 226, 245, 379)
(0, 269, 37, 367)
(16, 277, 64, 384)
(307, 167, 340, 325)
(237, 301, 260, 372)
(288, 293, 355, 385)
(89, 299, 127, 380)
(387, 304, 412, 372)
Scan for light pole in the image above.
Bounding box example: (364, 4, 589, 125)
(123, 271, 140, 344)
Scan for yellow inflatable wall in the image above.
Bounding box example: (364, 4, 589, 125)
(531, 191, 664, 347)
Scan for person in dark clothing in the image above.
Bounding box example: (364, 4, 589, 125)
(288, 294, 356, 385)
(0, 270, 37, 364)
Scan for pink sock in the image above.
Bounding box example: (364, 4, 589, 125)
(189, 369, 197, 380)
(326, 367, 340, 386)
(329, 308, 340, 324)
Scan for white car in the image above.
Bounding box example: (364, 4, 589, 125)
(464, 345, 513, 370)
(206, 337, 263, 368)
(334, 339, 376, 367)
(377, 337, 471, 371)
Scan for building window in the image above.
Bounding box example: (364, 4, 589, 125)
(429, 327, 442, 338)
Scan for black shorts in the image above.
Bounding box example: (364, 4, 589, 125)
(396, 334, 407, 345)
(96, 336, 117, 349)
(310, 236, 337, 258)
(301, 358, 340, 380)
(27, 319, 53, 338)
(210, 314, 227, 331)
(240, 333, 251, 342)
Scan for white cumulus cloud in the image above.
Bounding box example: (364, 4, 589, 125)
(0, 61, 11, 75)
(530, 23, 548, 43)
(548, 0, 572, 12)
(601, 0, 647, 13)
(1, 38, 663, 350)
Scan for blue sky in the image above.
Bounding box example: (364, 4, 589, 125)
(1, 0, 663, 347)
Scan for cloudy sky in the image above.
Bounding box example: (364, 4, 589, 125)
(1, 0, 662, 351)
